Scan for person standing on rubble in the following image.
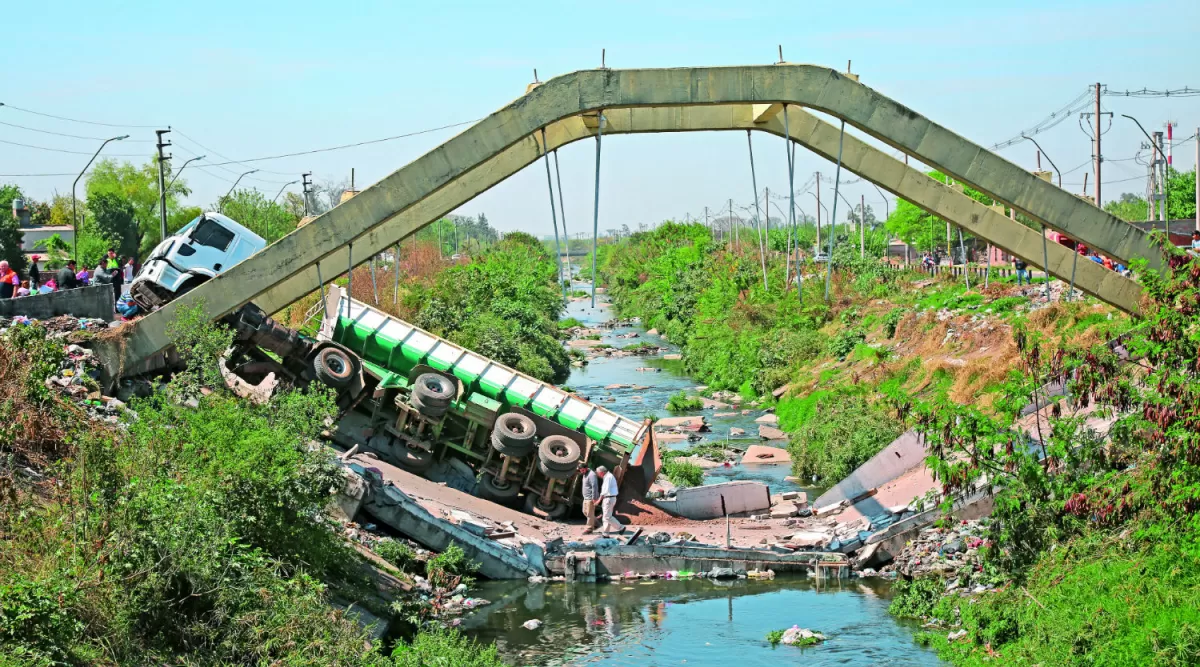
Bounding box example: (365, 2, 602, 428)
(596, 466, 624, 535)
(579, 464, 600, 534)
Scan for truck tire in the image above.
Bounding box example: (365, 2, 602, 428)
(412, 373, 455, 407)
(524, 493, 570, 521)
(491, 413, 536, 456)
(313, 347, 354, 389)
(410, 393, 448, 419)
(538, 435, 582, 472)
(394, 442, 433, 473)
(477, 474, 521, 504)
(538, 458, 576, 481)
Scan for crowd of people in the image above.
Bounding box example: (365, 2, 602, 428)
(0, 249, 142, 319)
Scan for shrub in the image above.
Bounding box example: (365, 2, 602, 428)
(883, 308, 905, 338)
(786, 392, 901, 482)
(426, 544, 478, 590)
(766, 629, 785, 646)
(666, 391, 703, 412)
(888, 576, 946, 619)
(661, 459, 704, 488)
(375, 538, 418, 572)
(827, 328, 866, 360)
(391, 628, 506, 667)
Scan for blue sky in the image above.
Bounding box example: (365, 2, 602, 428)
(3, 0, 1199, 233)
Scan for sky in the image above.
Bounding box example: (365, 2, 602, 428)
(3, 0, 1200, 236)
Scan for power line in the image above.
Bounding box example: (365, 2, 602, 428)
(0, 119, 153, 142)
(991, 87, 1092, 150)
(0, 102, 160, 128)
(200, 118, 482, 168)
(0, 136, 146, 157)
(172, 129, 293, 176)
(1102, 86, 1200, 98)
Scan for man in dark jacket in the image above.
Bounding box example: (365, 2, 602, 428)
(28, 255, 41, 290)
(57, 260, 80, 290)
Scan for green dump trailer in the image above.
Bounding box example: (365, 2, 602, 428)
(319, 287, 649, 519)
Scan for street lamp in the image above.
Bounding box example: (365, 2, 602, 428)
(871, 182, 890, 221)
(220, 170, 258, 212)
(150, 155, 205, 217)
(1020, 134, 1062, 187)
(72, 134, 129, 262)
(1121, 114, 1168, 226)
(273, 180, 299, 203)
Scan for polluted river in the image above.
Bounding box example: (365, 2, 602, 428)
(455, 284, 942, 666)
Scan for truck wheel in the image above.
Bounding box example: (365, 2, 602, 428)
(410, 393, 448, 419)
(395, 442, 434, 473)
(524, 493, 570, 521)
(412, 373, 455, 407)
(538, 458, 576, 481)
(538, 435, 582, 472)
(491, 413, 536, 456)
(313, 347, 354, 389)
(477, 474, 521, 504)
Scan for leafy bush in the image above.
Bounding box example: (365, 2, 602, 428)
(786, 392, 901, 482)
(883, 308, 905, 338)
(666, 391, 703, 412)
(391, 628, 506, 667)
(827, 328, 866, 360)
(375, 538, 418, 572)
(888, 576, 946, 619)
(766, 629, 785, 646)
(426, 544, 478, 590)
(661, 459, 704, 488)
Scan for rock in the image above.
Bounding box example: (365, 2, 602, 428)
(729, 427, 746, 437)
(780, 491, 801, 501)
(708, 566, 736, 579)
(742, 444, 790, 463)
(713, 412, 738, 417)
(647, 328, 659, 336)
(754, 413, 779, 425)
(758, 425, 787, 440)
(523, 619, 543, 630)
(947, 629, 967, 641)
(662, 353, 682, 360)
(788, 531, 831, 548)
(770, 506, 797, 519)
(941, 539, 964, 555)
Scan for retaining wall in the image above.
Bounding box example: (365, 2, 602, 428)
(0, 285, 114, 321)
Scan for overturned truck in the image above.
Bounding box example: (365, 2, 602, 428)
(221, 285, 649, 520)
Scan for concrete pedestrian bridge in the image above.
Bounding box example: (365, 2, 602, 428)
(107, 64, 1152, 375)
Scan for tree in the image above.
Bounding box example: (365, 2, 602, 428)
(847, 203, 877, 228)
(86, 158, 190, 256)
(0, 183, 27, 273)
(1166, 167, 1197, 221)
(282, 192, 306, 220)
(218, 190, 299, 243)
(88, 191, 140, 260)
(1104, 192, 1148, 222)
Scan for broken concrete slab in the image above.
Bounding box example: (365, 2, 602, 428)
(652, 480, 772, 520)
(742, 444, 791, 464)
(812, 430, 925, 508)
(655, 416, 708, 431)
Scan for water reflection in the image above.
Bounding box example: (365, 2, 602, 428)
(463, 576, 940, 666)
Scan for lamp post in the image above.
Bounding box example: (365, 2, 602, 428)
(273, 180, 299, 203)
(1121, 115, 1168, 226)
(72, 134, 128, 262)
(167, 155, 205, 191)
(1020, 134, 1062, 187)
(220, 170, 258, 212)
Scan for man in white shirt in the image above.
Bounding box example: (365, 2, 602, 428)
(596, 466, 624, 534)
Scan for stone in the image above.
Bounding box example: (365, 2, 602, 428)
(947, 629, 967, 641)
(754, 413, 779, 425)
(729, 427, 746, 436)
(781, 627, 827, 645)
(647, 328, 659, 335)
(708, 566, 736, 579)
(788, 531, 831, 548)
(770, 506, 797, 519)
(662, 353, 682, 360)
(758, 426, 787, 440)
(523, 619, 543, 630)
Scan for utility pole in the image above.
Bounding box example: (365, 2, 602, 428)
(815, 173, 821, 250)
(301, 172, 313, 216)
(155, 128, 172, 242)
(704, 206, 709, 232)
(1094, 82, 1102, 206)
(729, 197, 736, 247)
(1154, 132, 1166, 222)
(1195, 126, 1199, 232)
(860, 193, 865, 258)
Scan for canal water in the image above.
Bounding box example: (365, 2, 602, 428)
(463, 576, 940, 666)
(452, 283, 941, 666)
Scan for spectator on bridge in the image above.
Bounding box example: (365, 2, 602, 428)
(28, 255, 41, 291)
(1014, 258, 1029, 285)
(596, 465, 624, 535)
(57, 260, 81, 290)
(579, 464, 599, 534)
(0, 261, 18, 299)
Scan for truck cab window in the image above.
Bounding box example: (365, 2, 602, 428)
(192, 217, 235, 251)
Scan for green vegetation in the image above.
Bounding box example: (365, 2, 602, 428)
(766, 629, 785, 646)
(887, 241, 1200, 665)
(375, 538, 419, 572)
(666, 391, 704, 412)
(785, 391, 902, 483)
(412, 233, 569, 382)
(425, 544, 478, 590)
(661, 459, 705, 488)
(0, 306, 499, 665)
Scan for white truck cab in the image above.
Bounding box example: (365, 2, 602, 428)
(130, 212, 266, 310)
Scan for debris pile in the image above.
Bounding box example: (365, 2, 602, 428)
(1, 315, 112, 341)
(883, 520, 989, 586)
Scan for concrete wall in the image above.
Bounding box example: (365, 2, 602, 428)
(653, 481, 771, 520)
(0, 285, 113, 321)
(814, 431, 926, 509)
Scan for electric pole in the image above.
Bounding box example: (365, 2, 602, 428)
(815, 173, 821, 250)
(704, 206, 709, 232)
(860, 193, 865, 258)
(1094, 82, 1102, 206)
(301, 172, 313, 216)
(155, 128, 172, 242)
(1195, 126, 1199, 232)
